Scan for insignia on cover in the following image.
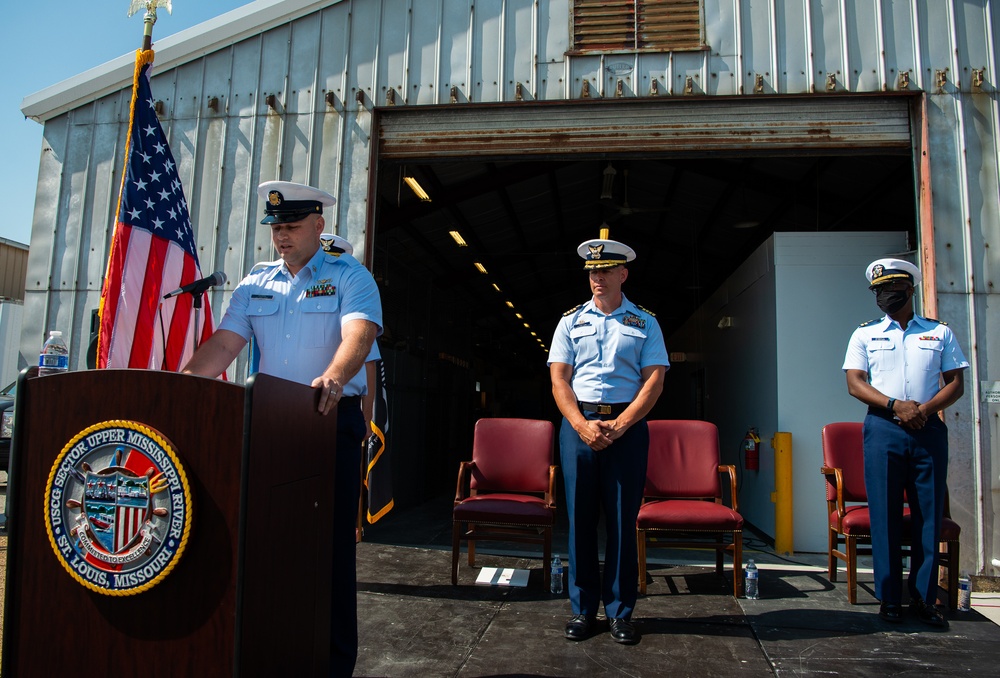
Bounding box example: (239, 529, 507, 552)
(268, 190, 283, 206)
(44, 420, 193, 595)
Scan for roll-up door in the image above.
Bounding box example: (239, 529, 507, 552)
(375, 94, 914, 160)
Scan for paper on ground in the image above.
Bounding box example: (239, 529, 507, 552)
(475, 567, 530, 587)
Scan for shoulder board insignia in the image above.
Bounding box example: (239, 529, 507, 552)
(858, 317, 882, 327)
(636, 304, 656, 317)
(924, 318, 947, 325)
(563, 304, 582, 316)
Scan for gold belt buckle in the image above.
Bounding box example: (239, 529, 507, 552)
(597, 404, 612, 415)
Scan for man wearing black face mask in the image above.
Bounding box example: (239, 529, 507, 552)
(842, 258, 969, 629)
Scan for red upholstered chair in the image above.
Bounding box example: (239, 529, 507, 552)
(821, 421, 961, 608)
(637, 420, 744, 597)
(452, 418, 557, 589)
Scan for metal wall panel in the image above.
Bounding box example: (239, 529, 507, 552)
(473, 0, 504, 102)
(18, 0, 1000, 571)
(881, 0, 918, 91)
(0, 243, 29, 301)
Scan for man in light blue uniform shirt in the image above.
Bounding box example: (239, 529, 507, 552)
(843, 257, 968, 628)
(183, 180, 381, 675)
(548, 229, 669, 645)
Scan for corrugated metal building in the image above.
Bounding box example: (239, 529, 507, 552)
(19, 0, 999, 572)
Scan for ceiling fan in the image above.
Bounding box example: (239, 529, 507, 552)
(599, 162, 669, 221)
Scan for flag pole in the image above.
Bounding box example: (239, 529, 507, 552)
(127, 1, 173, 51)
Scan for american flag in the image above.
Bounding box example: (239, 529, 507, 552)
(364, 358, 393, 523)
(98, 50, 218, 370)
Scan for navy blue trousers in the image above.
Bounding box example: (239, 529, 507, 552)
(560, 415, 648, 620)
(863, 413, 948, 605)
(331, 400, 365, 677)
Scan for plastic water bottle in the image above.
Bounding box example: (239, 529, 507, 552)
(745, 559, 759, 599)
(550, 555, 563, 594)
(958, 573, 972, 612)
(38, 331, 69, 376)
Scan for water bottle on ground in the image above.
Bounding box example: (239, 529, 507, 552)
(550, 555, 563, 594)
(958, 573, 972, 612)
(745, 559, 759, 599)
(38, 331, 69, 376)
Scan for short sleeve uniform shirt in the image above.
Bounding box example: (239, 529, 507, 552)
(220, 247, 382, 394)
(842, 314, 969, 403)
(548, 294, 669, 403)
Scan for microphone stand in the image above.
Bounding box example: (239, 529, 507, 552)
(190, 290, 205, 356)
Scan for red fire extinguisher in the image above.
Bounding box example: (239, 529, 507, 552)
(743, 427, 761, 471)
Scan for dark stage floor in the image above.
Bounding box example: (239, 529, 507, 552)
(354, 498, 999, 677)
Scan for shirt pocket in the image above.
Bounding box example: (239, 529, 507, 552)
(301, 294, 340, 348)
(617, 325, 648, 358)
(916, 340, 944, 371)
(247, 299, 280, 350)
(570, 324, 597, 342)
(867, 339, 895, 371)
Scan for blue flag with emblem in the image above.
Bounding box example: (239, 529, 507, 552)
(364, 359, 393, 523)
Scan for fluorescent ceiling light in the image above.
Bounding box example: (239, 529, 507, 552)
(404, 176, 431, 201)
(474, 262, 488, 274)
(449, 230, 468, 246)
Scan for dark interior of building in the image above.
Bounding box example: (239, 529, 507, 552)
(369, 153, 916, 508)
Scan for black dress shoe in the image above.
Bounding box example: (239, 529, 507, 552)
(879, 602, 903, 623)
(564, 614, 596, 640)
(910, 598, 950, 629)
(609, 618, 639, 645)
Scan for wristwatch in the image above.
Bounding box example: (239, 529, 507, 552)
(887, 398, 896, 413)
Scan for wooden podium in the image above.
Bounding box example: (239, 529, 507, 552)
(2, 369, 337, 677)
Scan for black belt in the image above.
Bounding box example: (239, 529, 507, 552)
(578, 401, 629, 416)
(866, 405, 898, 422)
(339, 395, 362, 409)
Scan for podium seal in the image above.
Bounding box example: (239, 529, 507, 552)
(44, 420, 193, 595)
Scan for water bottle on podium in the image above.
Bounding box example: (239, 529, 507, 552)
(38, 331, 69, 376)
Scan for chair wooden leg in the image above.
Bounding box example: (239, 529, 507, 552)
(946, 540, 959, 611)
(733, 532, 743, 599)
(637, 530, 647, 595)
(828, 527, 838, 582)
(846, 535, 858, 604)
(715, 535, 724, 575)
(468, 536, 476, 567)
(451, 521, 462, 585)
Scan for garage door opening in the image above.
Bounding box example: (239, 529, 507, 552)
(362, 95, 920, 524)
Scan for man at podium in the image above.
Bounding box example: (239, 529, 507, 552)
(183, 180, 382, 676)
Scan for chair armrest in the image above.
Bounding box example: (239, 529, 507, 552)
(718, 465, 739, 512)
(820, 466, 846, 518)
(545, 465, 559, 508)
(454, 461, 476, 504)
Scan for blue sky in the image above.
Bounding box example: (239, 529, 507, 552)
(3, 2, 251, 246)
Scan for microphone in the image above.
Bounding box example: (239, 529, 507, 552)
(163, 271, 227, 299)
